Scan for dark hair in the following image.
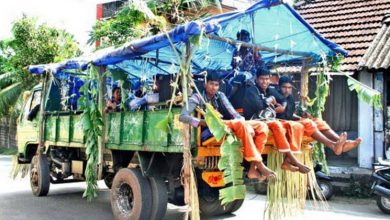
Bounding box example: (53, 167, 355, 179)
(112, 86, 120, 93)
(236, 29, 250, 40)
(206, 71, 220, 82)
(279, 75, 293, 86)
(256, 67, 271, 77)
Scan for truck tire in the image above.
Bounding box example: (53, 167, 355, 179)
(30, 154, 50, 196)
(104, 173, 114, 189)
(148, 177, 168, 220)
(376, 195, 390, 215)
(111, 168, 152, 220)
(225, 199, 244, 214)
(199, 190, 226, 217)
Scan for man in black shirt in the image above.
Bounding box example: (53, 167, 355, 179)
(277, 75, 361, 155)
(242, 68, 310, 173)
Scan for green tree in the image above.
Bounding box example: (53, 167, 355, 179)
(0, 16, 81, 117)
(89, 0, 222, 48)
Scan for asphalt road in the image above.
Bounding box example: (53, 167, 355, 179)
(0, 155, 388, 220)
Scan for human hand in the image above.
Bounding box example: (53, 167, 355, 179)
(198, 120, 207, 127)
(274, 103, 285, 113)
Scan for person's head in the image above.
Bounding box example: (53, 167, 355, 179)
(205, 71, 220, 97)
(236, 29, 251, 43)
(255, 67, 271, 91)
(279, 75, 294, 97)
(112, 86, 121, 102)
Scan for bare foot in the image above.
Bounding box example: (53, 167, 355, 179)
(342, 137, 362, 153)
(295, 163, 311, 174)
(281, 160, 299, 172)
(247, 162, 267, 181)
(334, 132, 347, 155)
(255, 161, 277, 181)
(284, 157, 310, 174)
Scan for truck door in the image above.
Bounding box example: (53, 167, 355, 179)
(17, 89, 41, 156)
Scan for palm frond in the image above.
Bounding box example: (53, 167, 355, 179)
(0, 72, 15, 89)
(0, 82, 24, 115)
(346, 75, 382, 110)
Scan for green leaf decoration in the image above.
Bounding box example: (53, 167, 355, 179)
(204, 103, 228, 142)
(218, 133, 245, 205)
(219, 185, 246, 205)
(78, 65, 103, 201)
(110, 68, 128, 81)
(155, 112, 173, 133)
(329, 54, 344, 72)
(189, 27, 204, 46)
(346, 75, 382, 110)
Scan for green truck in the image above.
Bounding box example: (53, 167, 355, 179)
(16, 78, 243, 220)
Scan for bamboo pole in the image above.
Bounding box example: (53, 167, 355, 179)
(300, 59, 310, 105)
(182, 41, 200, 220)
(205, 34, 313, 58)
(97, 66, 106, 180)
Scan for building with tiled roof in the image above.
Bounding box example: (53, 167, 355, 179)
(295, 0, 390, 73)
(295, 0, 390, 168)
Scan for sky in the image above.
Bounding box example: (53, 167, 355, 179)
(0, 0, 112, 52)
(0, 0, 294, 53)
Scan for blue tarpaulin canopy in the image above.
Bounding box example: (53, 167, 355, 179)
(29, 0, 347, 83)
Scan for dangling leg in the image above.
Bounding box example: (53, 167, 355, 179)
(225, 120, 276, 180)
(267, 120, 310, 173)
(245, 120, 277, 180)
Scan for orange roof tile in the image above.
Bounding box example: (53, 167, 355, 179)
(295, 0, 390, 72)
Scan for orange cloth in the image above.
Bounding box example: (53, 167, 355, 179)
(312, 118, 331, 131)
(299, 118, 331, 137)
(266, 121, 291, 152)
(224, 120, 268, 162)
(299, 118, 318, 137)
(281, 120, 304, 152)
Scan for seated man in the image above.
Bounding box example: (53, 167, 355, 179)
(228, 73, 254, 114)
(106, 86, 122, 113)
(242, 68, 311, 173)
(277, 75, 361, 155)
(179, 72, 276, 181)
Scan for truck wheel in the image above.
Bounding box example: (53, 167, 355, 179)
(376, 195, 390, 215)
(111, 168, 152, 220)
(148, 177, 168, 220)
(225, 199, 244, 214)
(30, 154, 50, 196)
(104, 173, 114, 189)
(317, 180, 334, 200)
(199, 191, 226, 217)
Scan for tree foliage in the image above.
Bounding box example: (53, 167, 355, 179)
(0, 16, 81, 116)
(89, 0, 221, 48)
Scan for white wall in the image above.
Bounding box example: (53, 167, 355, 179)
(374, 72, 384, 161)
(358, 70, 375, 168)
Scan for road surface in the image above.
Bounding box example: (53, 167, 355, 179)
(0, 155, 387, 220)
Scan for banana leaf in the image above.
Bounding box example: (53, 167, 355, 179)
(346, 75, 382, 110)
(155, 112, 173, 133)
(204, 103, 228, 141)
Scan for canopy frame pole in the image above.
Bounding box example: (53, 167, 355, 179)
(37, 71, 50, 155)
(205, 34, 314, 58)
